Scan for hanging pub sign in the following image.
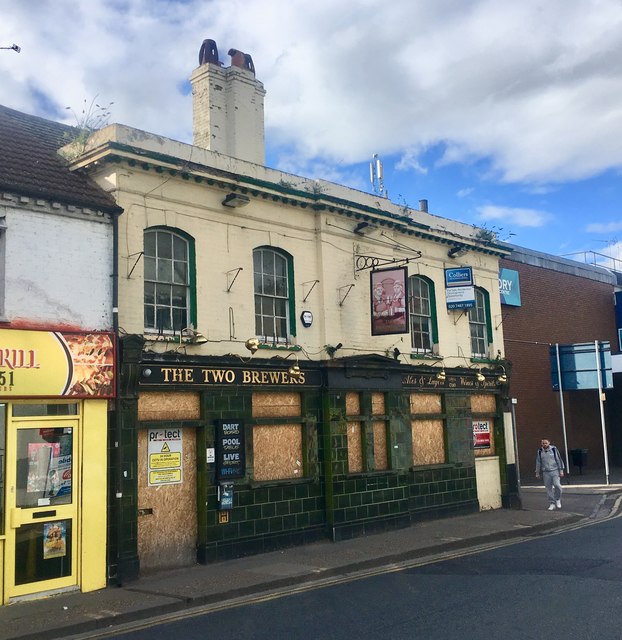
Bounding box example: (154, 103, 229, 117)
(370, 266, 409, 336)
(445, 267, 475, 311)
(215, 420, 246, 480)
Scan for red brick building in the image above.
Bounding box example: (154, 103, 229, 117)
(500, 246, 620, 482)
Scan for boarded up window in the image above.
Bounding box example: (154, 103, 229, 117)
(371, 393, 388, 470)
(373, 420, 388, 470)
(471, 395, 496, 457)
(252, 392, 301, 417)
(410, 393, 442, 414)
(346, 392, 363, 472)
(410, 392, 445, 466)
(347, 422, 363, 473)
(474, 419, 496, 457)
(346, 392, 360, 416)
(471, 394, 496, 414)
(252, 392, 303, 481)
(138, 392, 200, 421)
(371, 392, 385, 415)
(411, 419, 445, 465)
(253, 424, 303, 481)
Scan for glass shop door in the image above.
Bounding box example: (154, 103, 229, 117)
(5, 418, 80, 599)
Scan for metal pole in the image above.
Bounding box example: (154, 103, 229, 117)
(555, 343, 570, 475)
(510, 398, 522, 501)
(594, 340, 610, 485)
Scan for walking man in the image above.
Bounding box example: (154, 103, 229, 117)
(535, 439, 565, 510)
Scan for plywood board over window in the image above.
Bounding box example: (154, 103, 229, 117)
(371, 392, 385, 415)
(412, 419, 445, 465)
(410, 393, 445, 466)
(253, 423, 303, 481)
(346, 392, 360, 416)
(252, 392, 301, 418)
(410, 393, 442, 414)
(347, 421, 363, 473)
(138, 392, 200, 421)
(471, 394, 496, 457)
(346, 392, 363, 472)
(373, 420, 388, 470)
(471, 394, 496, 414)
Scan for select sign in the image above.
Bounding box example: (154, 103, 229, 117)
(148, 428, 183, 486)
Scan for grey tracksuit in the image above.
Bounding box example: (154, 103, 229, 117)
(536, 445, 564, 505)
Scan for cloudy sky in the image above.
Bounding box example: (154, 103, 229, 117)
(2, 0, 622, 264)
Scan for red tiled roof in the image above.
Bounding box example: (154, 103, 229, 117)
(0, 104, 122, 214)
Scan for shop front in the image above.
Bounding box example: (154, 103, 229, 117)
(0, 328, 113, 603)
(115, 338, 508, 577)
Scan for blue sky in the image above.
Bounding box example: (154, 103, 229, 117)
(2, 0, 622, 264)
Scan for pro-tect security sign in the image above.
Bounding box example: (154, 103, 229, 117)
(148, 428, 183, 486)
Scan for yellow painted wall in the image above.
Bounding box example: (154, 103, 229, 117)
(80, 400, 108, 592)
(98, 162, 505, 366)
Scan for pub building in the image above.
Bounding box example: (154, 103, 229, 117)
(115, 337, 510, 578)
(49, 39, 515, 582)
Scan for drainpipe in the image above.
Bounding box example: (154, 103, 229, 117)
(112, 209, 124, 583)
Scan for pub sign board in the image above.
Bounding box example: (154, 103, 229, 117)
(215, 420, 245, 480)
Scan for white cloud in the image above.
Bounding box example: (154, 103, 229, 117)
(477, 205, 550, 227)
(457, 187, 474, 198)
(585, 221, 622, 233)
(2, 0, 622, 187)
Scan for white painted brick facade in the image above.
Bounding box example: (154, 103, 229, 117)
(5, 206, 113, 330)
(88, 149, 507, 364)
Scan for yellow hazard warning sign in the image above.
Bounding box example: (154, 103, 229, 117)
(147, 428, 183, 486)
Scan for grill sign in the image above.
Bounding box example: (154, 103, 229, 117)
(216, 420, 245, 480)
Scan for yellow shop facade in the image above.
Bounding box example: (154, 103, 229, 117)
(0, 328, 113, 603)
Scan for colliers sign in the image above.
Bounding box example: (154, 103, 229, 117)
(141, 365, 322, 387)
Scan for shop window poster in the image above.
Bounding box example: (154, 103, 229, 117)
(370, 267, 409, 336)
(43, 522, 67, 559)
(27, 441, 72, 498)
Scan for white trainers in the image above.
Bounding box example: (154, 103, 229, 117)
(556, 500, 562, 509)
(548, 504, 556, 510)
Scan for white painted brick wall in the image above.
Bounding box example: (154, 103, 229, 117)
(6, 207, 113, 330)
(108, 169, 505, 362)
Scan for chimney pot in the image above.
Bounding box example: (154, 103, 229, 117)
(228, 48, 255, 75)
(419, 199, 428, 213)
(199, 39, 221, 66)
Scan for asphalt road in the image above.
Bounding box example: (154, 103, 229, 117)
(108, 513, 622, 640)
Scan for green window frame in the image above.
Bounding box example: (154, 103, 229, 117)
(253, 247, 295, 343)
(143, 227, 196, 334)
(469, 287, 492, 358)
(408, 275, 438, 353)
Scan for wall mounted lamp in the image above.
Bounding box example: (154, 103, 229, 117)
(436, 368, 446, 381)
(182, 325, 208, 344)
(288, 361, 302, 380)
(0, 44, 21, 53)
(447, 244, 469, 259)
(245, 338, 260, 354)
(497, 365, 507, 384)
(223, 193, 250, 208)
(475, 370, 486, 383)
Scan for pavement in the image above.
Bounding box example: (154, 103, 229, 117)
(4, 468, 622, 640)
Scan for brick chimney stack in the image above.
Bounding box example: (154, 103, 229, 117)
(190, 39, 266, 165)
